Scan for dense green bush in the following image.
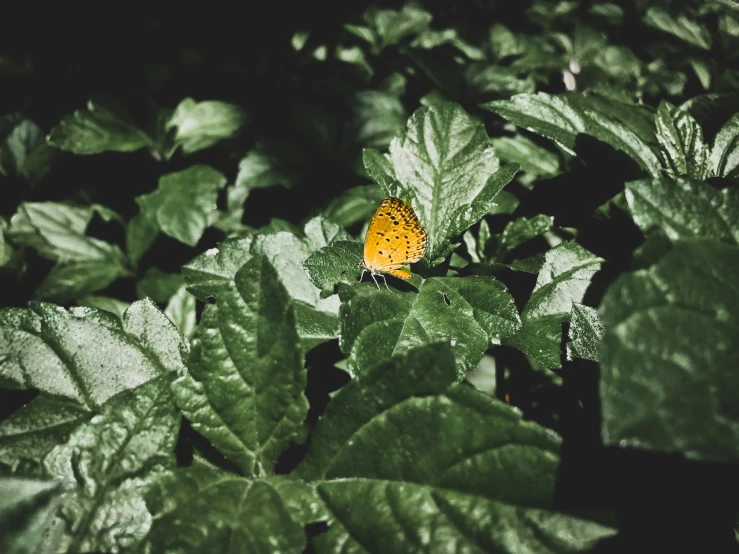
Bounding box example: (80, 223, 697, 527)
(2, 1, 738, 552)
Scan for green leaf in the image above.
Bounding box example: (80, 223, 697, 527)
(143, 464, 305, 554)
(709, 113, 739, 179)
(184, 220, 344, 349)
(0, 218, 14, 268)
(488, 23, 524, 60)
(0, 299, 184, 409)
(501, 214, 554, 250)
(654, 101, 709, 179)
(323, 185, 386, 228)
(0, 300, 187, 472)
(411, 28, 484, 59)
(589, 3, 624, 25)
(365, 102, 519, 264)
(235, 141, 302, 191)
(626, 176, 739, 245)
(172, 255, 308, 476)
(463, 218, 493, 264)
(0, 476, 63, 554)
(303, 215, 352, 252)
(136, 165, 227, 246)
(126, 212, 159, 266)
(166, 98, 249, 155)
(600, 240, 739, 461)
(689, 57, 712, 90)
(490, 189, 521, 215)
(0, 396, 90, 475)
(137, 268, 186, 303)
(0, 119, 57, 183)
(47, 98, 151, 154)
(76, 295, 130, 319)
(182, 237, 254, 301)
(482, 92, 662, 177)
(465, 64, 536, 97)
(300, 344, 615, 551)
(566, 303, 603, 362)
(251, 230, 342, 350)
(504, 241, 603, 369)
(44, 377, 179, 553)
(347, 6, 432, 53)
(164, 285, 197, 341)
(303, 240, 363, 293)
(491, 135, 560, 177)
(262, 475, 329, 525)
(35, 258, 129, 302)
(344, 91, 407, 152)
(340, 276, 521, 378)
(296, 343, 457, 479)
(7, 202, 127, 262)
(643, 7, 712, 50)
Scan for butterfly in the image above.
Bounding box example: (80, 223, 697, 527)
(358, 197, 428, 290)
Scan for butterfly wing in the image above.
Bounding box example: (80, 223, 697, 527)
(363, 197, 427, 278)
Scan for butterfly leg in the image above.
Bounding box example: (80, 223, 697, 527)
(380, 274, 390, 292)
(358, 268, 366, 283)
(369, 272, 381, 290)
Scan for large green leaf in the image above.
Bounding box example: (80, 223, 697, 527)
(184, 218, 346, 350)
(504, 241, 603, 369)
(0, 476, 63, 554)
(172, 255, 308, 476)
(297, 345, 614, 552)
(7, 202, 127, 263)
(0, 300, 187, 471)
(643, 7, 712, 50)
(0, 396, 90, 474)
(143, 463, 305, 554)
(600, 240, 739, 461)
(482, 92, 662, 177)
(339, 275, 521, 378)
(364, 102, 519, 264)
(166, 98, 249, 155)
(136, 165, 227, 247)
(710, 113, 739, 179)
(47, 98, 151, 155)
(44, 377, 179, 553)
(654, 101, 709, 179)
(626, 176, 739, 245)
(296, 343, 458, 479)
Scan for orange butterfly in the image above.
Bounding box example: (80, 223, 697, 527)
(358, 197, 427, 289)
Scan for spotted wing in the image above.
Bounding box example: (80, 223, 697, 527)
(363, 197, 427, 276)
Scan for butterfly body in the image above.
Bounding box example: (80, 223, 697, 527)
(359, 197, 427, 289)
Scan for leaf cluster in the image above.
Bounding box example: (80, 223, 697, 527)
(2, 2, 739, 552)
